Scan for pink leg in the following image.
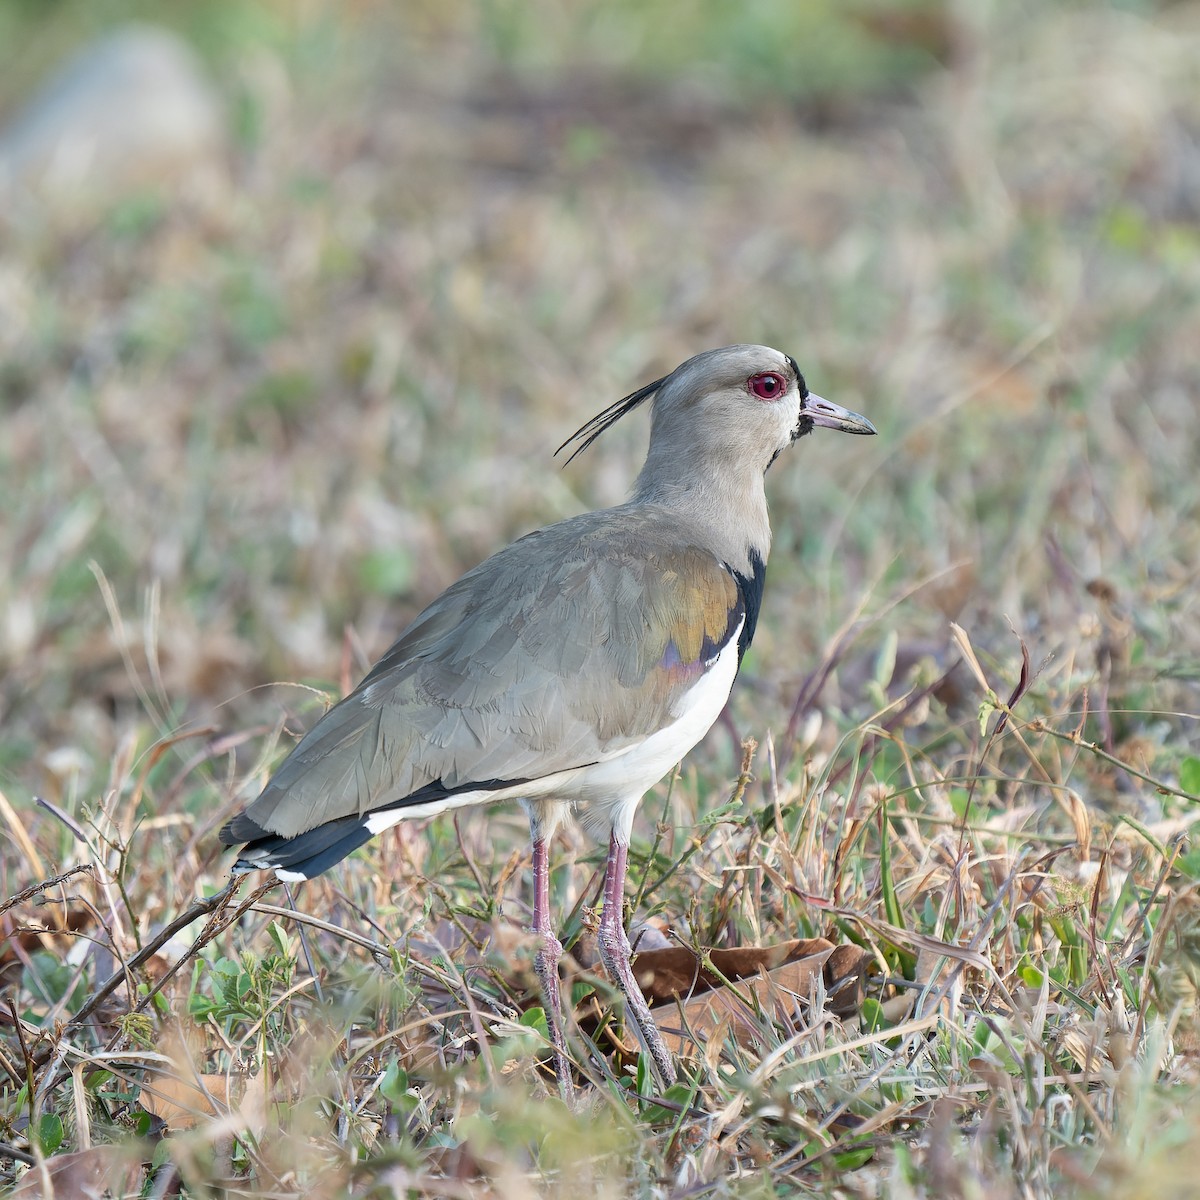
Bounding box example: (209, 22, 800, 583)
(596, 833, 678, 1088)
(530, 834, 573, 1101)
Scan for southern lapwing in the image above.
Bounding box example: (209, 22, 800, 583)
(220, 345, 875, 1096)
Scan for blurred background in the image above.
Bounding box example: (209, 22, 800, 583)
(0, 0, 1197, 876)
(2, 1, 1200, 1192)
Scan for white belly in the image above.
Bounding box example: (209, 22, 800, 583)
(564, 627, 742, 841)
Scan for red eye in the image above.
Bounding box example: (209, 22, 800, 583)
(748, 372, 787, 400)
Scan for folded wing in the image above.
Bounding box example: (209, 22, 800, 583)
(220, 507, 746, 852)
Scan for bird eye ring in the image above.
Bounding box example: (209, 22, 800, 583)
(748, 372, 787, 400)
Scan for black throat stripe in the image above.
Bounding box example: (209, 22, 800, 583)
(729, 549, 766, 661)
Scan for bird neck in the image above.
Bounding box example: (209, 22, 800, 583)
(630, 451, 773, 577)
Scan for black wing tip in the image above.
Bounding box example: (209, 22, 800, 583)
(219, 813, 269, 846)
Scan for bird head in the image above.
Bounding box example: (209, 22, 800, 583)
(557, 344, 875, 476)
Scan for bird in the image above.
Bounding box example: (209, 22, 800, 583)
(219, 344, 876, 1097)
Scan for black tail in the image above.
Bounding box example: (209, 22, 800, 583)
(220, 814, 374, 881)
(219, 773, 530, 880)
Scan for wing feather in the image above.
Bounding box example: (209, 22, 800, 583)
(223, 507, 746, 840)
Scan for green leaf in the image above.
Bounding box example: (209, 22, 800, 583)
(635, 1052, 652, 1097)
(948, 788, 971, 819)
(379, 1061, 408, 1103)
(878, 800, 904, 930)
(640, 1081, 694, 1125)
(1019, 963, 1045, 988)
(860, 996, 888, 1034)
(379, 1060, 418, 1116)
(267, 920, 291, 958)
(30, 952, 75, 1005)
(832, 1145, 875, 1170)
(188, 994, 219, 1020)
(874, 628, 898, 688)
(1181, 756, 1200, 796)
(34, 1112, 64, 1155)
(569, 979, 596, 1007)
(518, 1007, 549, 1039)
(1175, 848, 1200, 880)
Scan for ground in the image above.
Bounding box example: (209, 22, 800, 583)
(2, 1, 1200, 1196)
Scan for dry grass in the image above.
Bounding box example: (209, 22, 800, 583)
(3, 1, 1200, 1195)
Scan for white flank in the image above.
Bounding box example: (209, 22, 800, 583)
(364, 787, 502, 835)
(571, 624, 743, 841)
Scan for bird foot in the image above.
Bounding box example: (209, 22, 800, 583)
(597, 923, 678, 1089)
(532, 928, 574, 1103)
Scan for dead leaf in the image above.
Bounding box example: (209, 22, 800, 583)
(573, 939, 873, 1058)
(632, 937, 866, 1018)
(9, 1146, 144, 1198)
(139, 1070, 230, 1130)
(652, 944, 869, 1054)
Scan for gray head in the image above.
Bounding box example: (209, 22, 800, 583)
(558, 344, 875, 475)
(557, 344, 875, 574)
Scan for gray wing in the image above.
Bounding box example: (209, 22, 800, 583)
(224, 508, 745, 840)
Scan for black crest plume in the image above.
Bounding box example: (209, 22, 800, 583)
(555, 375, 666, 466)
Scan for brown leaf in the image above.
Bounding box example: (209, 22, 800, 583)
(138, 1071, 230, 1130)
(9, 1146, 144, 1198)
(584, 939, 872, 1058)
(651, 943, 869, 1055)
(631, 937, 863, 1009)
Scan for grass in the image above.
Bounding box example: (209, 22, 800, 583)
(3, 0, 1200, 1194)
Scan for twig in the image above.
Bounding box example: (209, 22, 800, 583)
(130, 878, 275, 1017)
(0, 864, 96, 920)
(1033, 720, 1200, 803)
(55, 877, 244, 1045)
(37, 878, 274, 1096)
